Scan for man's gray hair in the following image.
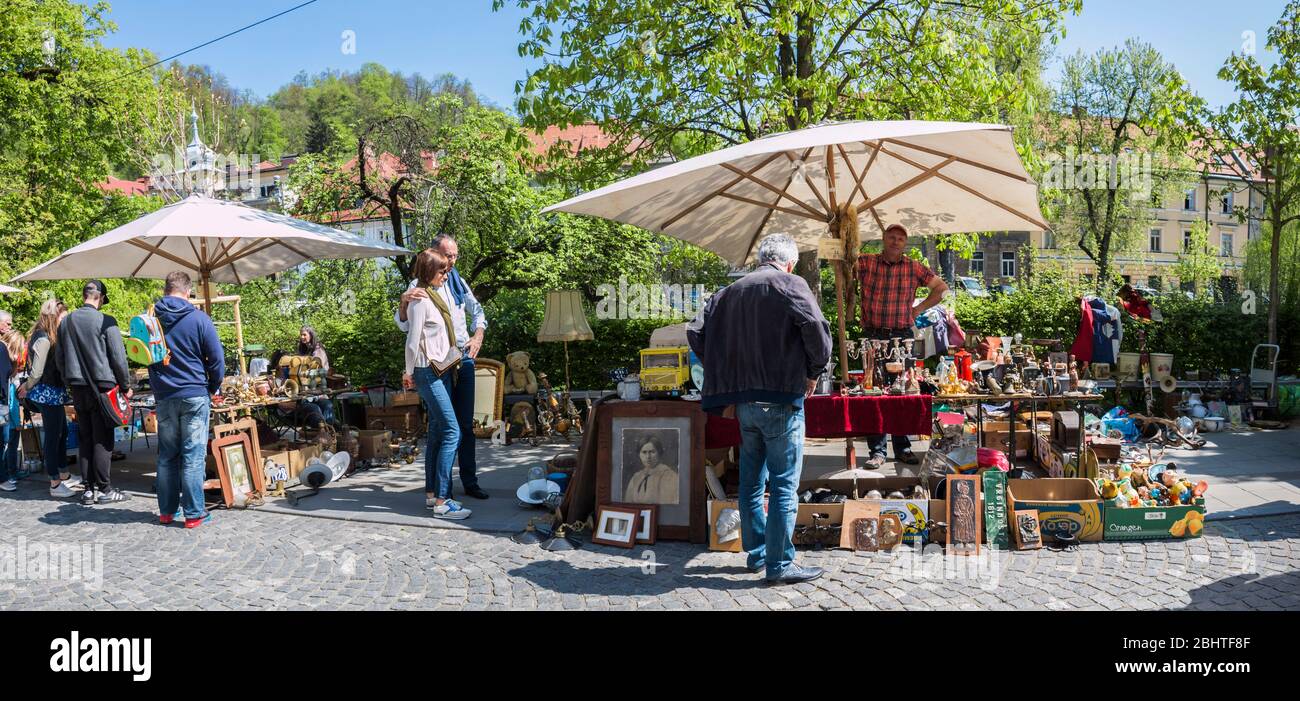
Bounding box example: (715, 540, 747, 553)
(0, 310, 10, 324)
(756, 234, 799, 266)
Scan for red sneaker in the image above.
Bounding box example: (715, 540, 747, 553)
(158, 514, 174, 525)
(184, 513, 212, 529)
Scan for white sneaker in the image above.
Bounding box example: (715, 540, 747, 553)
(0, 480, 16, 492)
(432, 500, 471, 520)
(60, 473, 82, 488)
(49, 482, 76, 498)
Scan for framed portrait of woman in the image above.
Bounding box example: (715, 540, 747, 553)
(597, 401, 705, 543)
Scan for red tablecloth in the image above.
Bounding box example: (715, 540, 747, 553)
(701, 394, 932, 448)
(804, 394, 932, 438)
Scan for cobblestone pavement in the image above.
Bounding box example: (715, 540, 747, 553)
(1, 492, 1298, 610)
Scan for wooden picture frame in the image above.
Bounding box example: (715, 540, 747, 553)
(472, 358, 506, 430)
(840, 500, 880, 550)
(210, 432, 262, 508)
(598, 401, 706, 543)
(592, 505, 640, 548)
(610, 502, 657, 545)
(945, 474, 982, 555)
(1014, 509, 1043, 550)
(708, 499, 743, 553)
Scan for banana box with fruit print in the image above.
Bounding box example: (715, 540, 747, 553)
(1006, 478, 1104, 542)
(1103, 498, 1206, 541)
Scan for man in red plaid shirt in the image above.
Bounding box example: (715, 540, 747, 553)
(856, 223, 949, 466)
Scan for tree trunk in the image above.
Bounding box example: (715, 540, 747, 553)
(797, 251, 822, 303)
(1269, 209, 1282, 345)
(1096, 239, 1111, 295)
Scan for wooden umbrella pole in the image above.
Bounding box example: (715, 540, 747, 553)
(829, 208, 856, 471)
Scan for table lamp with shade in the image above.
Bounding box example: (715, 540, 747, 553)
(537, 290, 594, 393)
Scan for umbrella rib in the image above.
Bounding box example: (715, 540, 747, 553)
(839, 144, 886, 235)
(876, 146, 1048, 230)
(661, 152, 785, 230)
(126, 239, 201, 273)
(741, 147, 815, 264)
(786, 151, 830, 213)
(130, 247, 156, 278)
(209, 237, 269, 271)
(214, 239, 281, 272)
(717, 192, 826, 221)
(720, 163, 825, 219)
(846, 142, 881, 206)
(861, 157, 957, 212)
(879, 138, 1032, 183)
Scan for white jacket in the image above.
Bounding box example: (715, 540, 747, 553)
(404, 293, 458, 376)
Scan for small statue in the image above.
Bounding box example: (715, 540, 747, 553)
(1068, 356, 1080, 392)
(905, 368, 920, 395)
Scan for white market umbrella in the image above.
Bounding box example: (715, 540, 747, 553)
(12, 194, 411, 301)
(544, 120, 1046, 473)
(0, 284, 20, 294)
(543, 120, 1046, 265)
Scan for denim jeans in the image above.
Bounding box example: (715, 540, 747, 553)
(449, 357, 478, 490)
(35, 402, 69, 480)
(736, 401, 806, 579)
(866, 432, 912, 459)
(413, 366, 460, 500)
(155, 396, 211, 519)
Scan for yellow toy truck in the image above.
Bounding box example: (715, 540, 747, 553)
(639, 346, 692, 397)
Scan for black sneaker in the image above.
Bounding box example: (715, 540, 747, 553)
(96, 487, 131, 504)
(463, 486, 490, 500)
(81, 489, 98, 506)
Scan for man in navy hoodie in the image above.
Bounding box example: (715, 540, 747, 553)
(150, 271, 225, 528)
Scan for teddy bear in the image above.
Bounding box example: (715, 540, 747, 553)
(504, 351, 539, 395)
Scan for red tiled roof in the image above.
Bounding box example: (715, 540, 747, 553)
(97, 177, 150, 196)
(527, 124, 644, 156)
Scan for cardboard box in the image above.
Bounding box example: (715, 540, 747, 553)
(260, 441, 323, 485)
(1103, 499, 1206, 541)
(800, 476, 930, 545)
(366, 406, 420, 435)
(981, 420, 1030, 458)
(357, 430, 393, 461)
(1006, 478, 1103, 542)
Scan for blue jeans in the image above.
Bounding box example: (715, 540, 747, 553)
(37, 402, 68, 480)
(866, 432, 912, 459)
(155, 396, 211, 520)
(449, 357, 478, 490)
(413, 366, 460, 500)
(736, 402, 806, 579)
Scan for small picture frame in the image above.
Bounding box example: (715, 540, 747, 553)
(210, 432, 263, 508)
(592, 505, 641, 549)
(1014, 509, 1042, 550)
(610, 503, 658, 545)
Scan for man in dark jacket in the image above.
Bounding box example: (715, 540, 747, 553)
(687, 234, 831, 585)
(150, 271, 224, 528)
(55, 280, 132, 505)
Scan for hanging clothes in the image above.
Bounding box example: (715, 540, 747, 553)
(1105, 302, 1123, 362)
(1070, 296, 1096, 362)
(944, 307, 966, 348)
(1086, 297, 1118, 365)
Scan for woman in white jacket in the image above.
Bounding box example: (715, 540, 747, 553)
(403, 249, 470, 520)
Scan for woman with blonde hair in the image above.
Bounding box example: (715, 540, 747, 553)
(20, 300, 74, 497)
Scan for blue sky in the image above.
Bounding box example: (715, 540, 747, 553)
(97, 0, 1286, 110)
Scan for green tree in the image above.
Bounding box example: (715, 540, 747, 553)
(1042, 40, 1197, 293)
(1174, 220, 1222, 295)
(500, 0, 1080, 290)
(1186, 0, 1300, 346)
(0, 0, 183, 321)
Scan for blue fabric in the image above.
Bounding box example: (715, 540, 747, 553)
(155, 395, 211, 520)
(149, 296, 225, 401)
(449, 357, 479, 489)
(447, 267, 468, 307)
(413, 366, 459, 499)
(38, 402, 68, 480)
(735, 401, 806, 579)
(1088, 298, 1117, 365)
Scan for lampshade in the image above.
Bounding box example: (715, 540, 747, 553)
(537, 290, 594, 343)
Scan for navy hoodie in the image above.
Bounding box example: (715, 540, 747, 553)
(148, 296, 225, 401)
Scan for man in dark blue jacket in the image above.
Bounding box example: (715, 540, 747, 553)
(687, 234, 831, 585)
(150, 271, 224, 528)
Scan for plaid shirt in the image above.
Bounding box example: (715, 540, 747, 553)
(856, 253, 937, 330)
